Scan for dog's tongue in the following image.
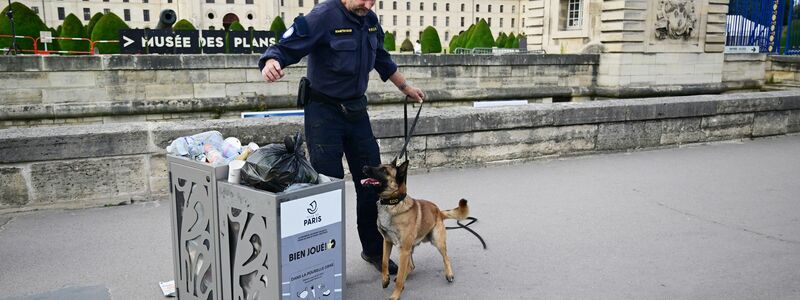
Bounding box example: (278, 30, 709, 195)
(360, 178, 380, 186)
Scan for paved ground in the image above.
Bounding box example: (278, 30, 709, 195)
(1, 135, 799, 300)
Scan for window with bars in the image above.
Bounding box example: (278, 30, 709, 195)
(83, 8, 91, 20)
(488, 5, 491, 13)
(299, 0, 303, 7)
(446, 3, 449, 11)
(419, 16, 423, 26)
(143, 9, 150, 22)
(419, 3, 423, 10)
(124, 9, 130, 21)
(57, 7, 65, 20)
(393, 15, 397, 25)
(433, 16, 437, 26)
(406, 15, 410, 26)
(566, 0, 582, 29)
(379, 1, 383, 9)
(446, 16, 449, 27)
(433, 3, 437, 11)
(460, 3, 464, 12)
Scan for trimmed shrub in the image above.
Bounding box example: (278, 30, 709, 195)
(85, 12, 103, 37)
(399, 38, 413, 52)
(59, 14, 90, 53)
(383, 31, 396, 51)
(504, 33, 517, 48)
(270, 16, 287, 40)
(0, 2, 48, 51)
(91, 12, 129, 54)
(465, 19, 494, 49)
(172, 19, 196, 31)
(420, 26, 441, 54)
(229, 21, 245, 31)
(448, 34, 459, 52)
(495, 32, 507, 48)
(460, 24, 476, 48)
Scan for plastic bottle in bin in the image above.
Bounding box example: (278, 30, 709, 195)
(204, 144, 225, 165)
(219, 137, 242, 158)
(166, 131, 224, 159)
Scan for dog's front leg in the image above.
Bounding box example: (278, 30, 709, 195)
(382, 240, 393, 288)
(389, 244, 412, 300)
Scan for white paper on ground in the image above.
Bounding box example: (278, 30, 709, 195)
(159, 280, 176, 297)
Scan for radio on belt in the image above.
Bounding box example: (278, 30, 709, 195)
(167, 155, 346, 300)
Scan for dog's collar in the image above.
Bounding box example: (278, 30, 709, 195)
(379, 194, 406, 205)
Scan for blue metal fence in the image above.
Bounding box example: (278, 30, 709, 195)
(783, 0, 800, 54)
(726, 0, 784, 53)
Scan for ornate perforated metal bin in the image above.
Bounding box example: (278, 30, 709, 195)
(216, 179, 346, 300)
(167, 155, 228, 300)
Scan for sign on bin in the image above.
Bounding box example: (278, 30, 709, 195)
(280, 190, 343, 299)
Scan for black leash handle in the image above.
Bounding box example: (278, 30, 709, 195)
(446, 217, 487, 250)
(394, 95, 423, 163)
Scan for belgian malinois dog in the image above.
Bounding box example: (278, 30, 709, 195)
(361, 160, 470, 300)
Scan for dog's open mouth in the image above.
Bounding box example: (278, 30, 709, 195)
(360, 178, 381, 186)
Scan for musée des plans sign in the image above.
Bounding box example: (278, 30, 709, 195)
(118, 29, 276, 54)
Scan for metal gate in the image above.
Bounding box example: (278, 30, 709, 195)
(783, 0, 800, 54)
(726, 0, 786, 53)
(725, 0, 800, 54)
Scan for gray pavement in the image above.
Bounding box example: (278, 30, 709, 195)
(1, 135, 799, 299)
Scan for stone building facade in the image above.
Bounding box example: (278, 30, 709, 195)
(17, 0, 526, 48)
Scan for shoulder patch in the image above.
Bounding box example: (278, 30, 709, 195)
(282, 26, 295, 39)
(293, 16, 309, 37)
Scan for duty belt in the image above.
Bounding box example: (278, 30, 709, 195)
(307, 86, 366, 116)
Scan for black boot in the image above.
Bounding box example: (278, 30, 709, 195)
(361, 252, 398, 275)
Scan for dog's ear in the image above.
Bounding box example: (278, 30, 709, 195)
(390, 158, 398, 167)
(397, 160, 409, 185)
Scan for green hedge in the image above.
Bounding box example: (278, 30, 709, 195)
(505, 33, 518, 49)
(172, 19, 196, 31)
(270, 16, 286, 40)
(85, 12, 103, 37)
(90, 12, 129, 54)
(465, 19, 494, 49)
(495, 32, 507, 48)
(399, 38, 413, 52)
(0, 2, 48, 51)
(59, 14, 90, 53)
(420, 26, 441, 54)
(448, 34, 459, 52)
(383, 31, 395, 51)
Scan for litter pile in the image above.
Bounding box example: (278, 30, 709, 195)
(167, 131, 320, 192)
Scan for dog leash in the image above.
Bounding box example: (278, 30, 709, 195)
(393, 95, 423, 162)
(446, 217, 488, 250)
(393, 96, 488, 250)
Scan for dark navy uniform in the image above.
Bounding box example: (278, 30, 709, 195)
(258, 0, 397, 258)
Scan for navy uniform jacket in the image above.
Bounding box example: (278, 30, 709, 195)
(258, 0, 398, 102)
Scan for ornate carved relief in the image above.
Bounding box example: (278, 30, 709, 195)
(654, 0, 697, 40)
(176, 178, 217, 300)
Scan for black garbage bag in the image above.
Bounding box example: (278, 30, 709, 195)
(241, 133, 319, 192)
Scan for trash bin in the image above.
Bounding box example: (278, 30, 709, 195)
(167, 155, 228, 300)
(167, 154, 346, 300)
(216, 179, 345, 300)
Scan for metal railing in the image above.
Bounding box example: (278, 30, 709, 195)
(452, 47, 545, 55)
(0, 34, 120, 55)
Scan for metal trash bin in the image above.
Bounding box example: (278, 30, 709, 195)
(216, 179, 346, 300)
(167, 155, 228, 300)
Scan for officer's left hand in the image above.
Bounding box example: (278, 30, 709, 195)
(402, 85, 425, 103)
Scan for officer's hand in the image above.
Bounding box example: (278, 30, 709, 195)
(402, 85, 425, 103)
(261, 59, 285, 83)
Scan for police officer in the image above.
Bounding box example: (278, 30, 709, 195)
(258, 0, 425, 275)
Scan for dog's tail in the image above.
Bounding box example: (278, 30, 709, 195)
(442, 199, 469, 220)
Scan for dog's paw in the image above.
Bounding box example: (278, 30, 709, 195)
(446, 274, 455, 283)
(382, 278, 390, 288)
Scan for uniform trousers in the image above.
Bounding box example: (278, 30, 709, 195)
(304, 99, 384, 257)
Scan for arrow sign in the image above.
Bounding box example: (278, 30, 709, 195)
(123, 35, 134, 47)
(119, 29, 145, 54)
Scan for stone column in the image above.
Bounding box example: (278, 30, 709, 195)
(595, 0, 729, 97)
